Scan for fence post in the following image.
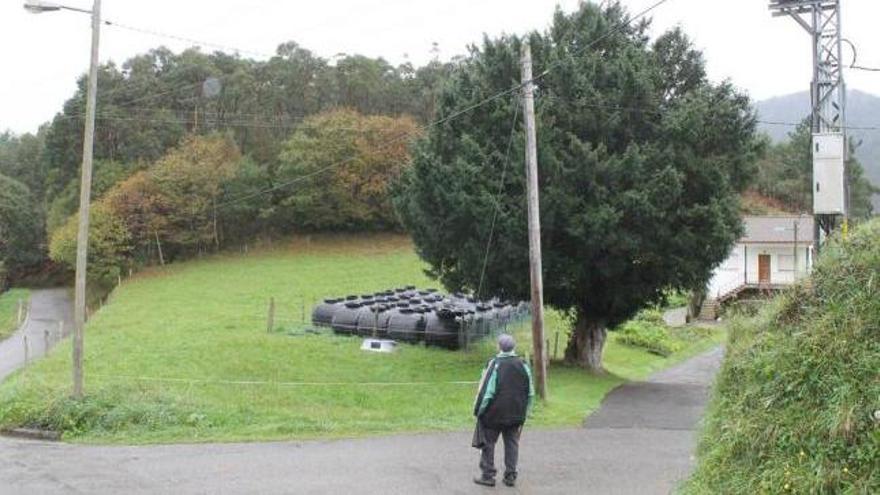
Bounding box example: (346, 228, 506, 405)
(17, 299, 24, 325)
(23, 335, 29, 364)
(44, 329, 50, 355)
(463, 318, 469, 351)
(267, 297, 275, 333)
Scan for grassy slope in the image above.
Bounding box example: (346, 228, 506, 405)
(684, 220, 880, 494)
(0, 235, 722, 444)
(0, 288, 29, 340)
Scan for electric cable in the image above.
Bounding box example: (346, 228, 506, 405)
(476, 97, 520, 300)
(842, 38, 880, 72)
(103, 19, 276, 59)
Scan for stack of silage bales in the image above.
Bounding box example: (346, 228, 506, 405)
(312, 287, 528, 350)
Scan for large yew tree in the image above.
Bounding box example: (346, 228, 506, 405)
(394, 2, 761, 371)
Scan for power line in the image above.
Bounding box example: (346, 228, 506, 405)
(57, 113, 309, 130)
(541, 94, 880, 132)
(842, 38, 880, 72)
(477, 97, 520, 300)
(216, 0, 676, 209)
(755, 120, 880, 132)
(51, 0, 678, 224)
(103, 19, 276, 59)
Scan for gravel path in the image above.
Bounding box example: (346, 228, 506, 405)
(0, 329, 721, 494)
(0, 288, 73, 382)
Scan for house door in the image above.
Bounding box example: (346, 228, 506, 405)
(758, 254, 771, 284)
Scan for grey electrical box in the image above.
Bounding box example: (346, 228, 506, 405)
(812, 133, 845, 215)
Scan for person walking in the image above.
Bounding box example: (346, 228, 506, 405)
(472, 334, 535, 487)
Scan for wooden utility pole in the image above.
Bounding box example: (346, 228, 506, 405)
(793, 220, 799, 279)
(72, 0, 102, 399)
(520, 42, 548, 400)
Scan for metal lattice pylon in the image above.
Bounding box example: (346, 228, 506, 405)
(770, 0, 846, 134)
(769, 0, 847, 243)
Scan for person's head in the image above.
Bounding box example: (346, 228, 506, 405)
(497, 334, 516, 353)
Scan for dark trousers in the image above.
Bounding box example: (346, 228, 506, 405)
(479, 424, 522, 480)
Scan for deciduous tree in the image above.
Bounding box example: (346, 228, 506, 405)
(278, 109, 419, 231)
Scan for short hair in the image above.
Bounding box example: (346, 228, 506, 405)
(497, 334, 516, 353)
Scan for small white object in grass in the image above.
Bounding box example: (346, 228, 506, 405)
(873, 409, 880, 422)
(360, 339, 398, 353)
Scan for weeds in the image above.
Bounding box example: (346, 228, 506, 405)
(684, 220, 880, 494)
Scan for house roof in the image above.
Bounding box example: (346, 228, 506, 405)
(741, 216, 814, 244)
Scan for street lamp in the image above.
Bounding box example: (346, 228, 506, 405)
(24, 0, 92, 14)
(24, 0, 101, 399)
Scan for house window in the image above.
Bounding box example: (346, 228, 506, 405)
(778, 254, 795, 272)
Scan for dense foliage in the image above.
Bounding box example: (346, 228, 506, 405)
(686, 218, 880, 494)
(49, 201, 132, 289)
(277, 110, 420, 231)
(754, 121, 878, 219)
(395, 2, 761, 370)
(0, 40, 454, 285)
(38, 45, 452, 224)
(46, 109, 419, 284)
(0, 174, 43, 283)
(613, 309, 679, 357)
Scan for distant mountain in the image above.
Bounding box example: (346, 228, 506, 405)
(755, 90, 880, 211)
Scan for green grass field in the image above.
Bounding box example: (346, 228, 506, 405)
(0, 288, 29, 340)
(0, 235, 723, 444)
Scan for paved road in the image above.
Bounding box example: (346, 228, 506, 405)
(0, 348, 722, 494)
(0, 288, 73, 382)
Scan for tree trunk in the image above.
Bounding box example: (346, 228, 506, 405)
(154, 231, 165, 266)
(212, 197, 220, 251)
(687, 289, 705, 324)
(564, 314, 607, 373)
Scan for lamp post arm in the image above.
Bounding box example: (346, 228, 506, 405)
(60, 5, 93, 14)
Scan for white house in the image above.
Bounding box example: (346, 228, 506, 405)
(706, 215, 814, 301)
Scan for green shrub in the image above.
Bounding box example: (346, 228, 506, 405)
(684, 219, 880, 494)
(663, 290, 690, 309)
(614, 314, 681, 357)
(0, 382, 207, 438)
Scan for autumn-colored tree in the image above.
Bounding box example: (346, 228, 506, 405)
(150, 134, 241, 253)
(104, 171, 170, 263)
(49, 200, 132, 287)
(277, 109, 419, 230)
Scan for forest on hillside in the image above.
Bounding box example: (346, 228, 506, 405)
(0, 44, 451, 287)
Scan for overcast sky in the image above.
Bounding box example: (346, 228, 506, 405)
(2, 0, 878, 134)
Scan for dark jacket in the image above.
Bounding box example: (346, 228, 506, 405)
(473, 351, 535, 429)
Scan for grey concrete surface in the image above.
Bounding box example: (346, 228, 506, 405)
(662, 307, 688, 328)
(0, 347, 723, 495)
(0, 288, 73, 382)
